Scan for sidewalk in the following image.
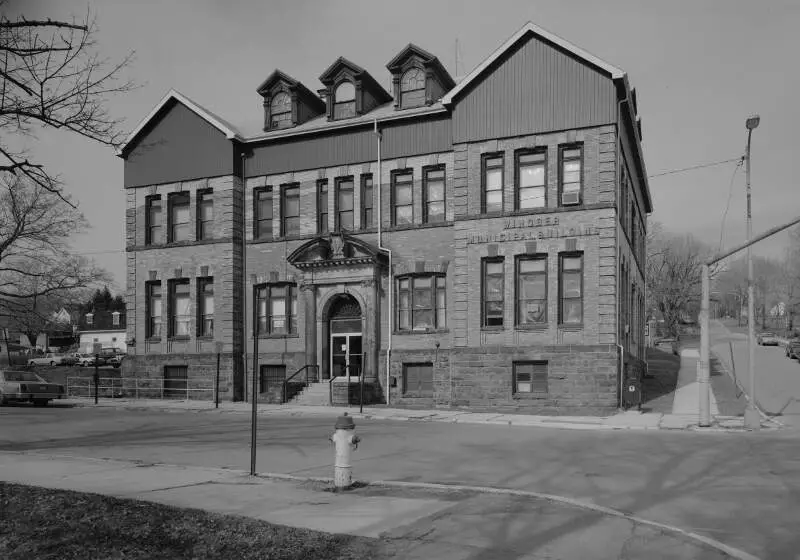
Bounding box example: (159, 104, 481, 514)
(0, 451, 757, 560)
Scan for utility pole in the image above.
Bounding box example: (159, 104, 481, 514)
(744, 115, 760, 430)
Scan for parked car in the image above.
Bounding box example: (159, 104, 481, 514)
(0, 369, 65, 406)
(107, 355, 125, 369)
(756, 332, 779, 346)
(785, 337, 800, 359)
(61, 353, 80, 366)
(76, 353, 105, 367)
(27, 353, 64, 367)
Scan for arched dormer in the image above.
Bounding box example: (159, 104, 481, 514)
(256, 70, 325, 132)
(386, 44, 456, 110)
(318, 57, 392, 121)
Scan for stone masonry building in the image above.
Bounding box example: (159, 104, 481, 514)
(119, 22, 651, 414)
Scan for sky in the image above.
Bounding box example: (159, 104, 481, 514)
(8, 0, 800, 291)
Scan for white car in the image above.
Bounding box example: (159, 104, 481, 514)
(27, 353, 64, 367)
(0, 369, 65, 406)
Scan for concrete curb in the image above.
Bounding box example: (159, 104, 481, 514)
(3, 451, 759, 560)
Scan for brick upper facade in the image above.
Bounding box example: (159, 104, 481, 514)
(120, 22, 651, 412)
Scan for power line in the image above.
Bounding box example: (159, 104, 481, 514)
(717, 157, 745, 254)
(648, 158, 742, 179)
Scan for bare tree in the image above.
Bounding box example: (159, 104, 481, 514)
(0, 175, 109, 344)
(646, 222, 719, 337)
(780, 226, 800, 332)
(0, 3, 134, 199)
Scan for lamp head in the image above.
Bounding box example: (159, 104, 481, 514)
(746, 115, 760, 130)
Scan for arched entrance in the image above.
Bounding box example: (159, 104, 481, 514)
(327, 294, 362, 380)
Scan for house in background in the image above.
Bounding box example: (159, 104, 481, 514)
(77, 305, 127, 354)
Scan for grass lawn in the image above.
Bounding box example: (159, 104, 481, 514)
(0, 483, 388, 560)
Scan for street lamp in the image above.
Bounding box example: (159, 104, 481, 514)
(744, 114, 760, 430)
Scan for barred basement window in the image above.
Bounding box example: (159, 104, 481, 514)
(513, 361, 548, 395)
(397, 274, 446, 331)
(255, 283, 297, 336)
(403, 362, 433, 397)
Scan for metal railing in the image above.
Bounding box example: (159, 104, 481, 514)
(67, 376, 214, 400)
(282, 365, 318, 404)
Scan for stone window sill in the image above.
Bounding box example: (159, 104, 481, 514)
(394, 329, 449, 336)
(513, 393, 549, 400)
(257, 333, 300, 340)
(558, 324, 584, 331)
(515, 325, 548, 332)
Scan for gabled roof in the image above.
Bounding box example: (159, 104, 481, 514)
(441, 21, 625, 106)
(319, 56, 368, 84)
(116, 89, 243, 157)
(256, 69, 297, 95)
(386, 43, 456, 90)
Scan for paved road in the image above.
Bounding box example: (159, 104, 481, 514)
(1, 405, 799, 559)
(711, 321, 800, 428)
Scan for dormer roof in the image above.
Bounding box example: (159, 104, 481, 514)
(386, 43, 455, 90)
(318, 56, 392, 103)
(256, 69, 324, 112)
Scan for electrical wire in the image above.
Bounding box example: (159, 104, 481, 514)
(717, 157, 745, 254)
(648, 158, 742, 179)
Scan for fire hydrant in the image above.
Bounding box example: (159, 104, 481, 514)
(329, 412, 360, 490)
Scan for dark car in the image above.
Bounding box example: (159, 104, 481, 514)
(756, 332, 779, 346)
(0, 369, 65, 406)
(786, 337, 800, 359)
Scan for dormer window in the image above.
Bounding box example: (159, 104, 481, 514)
(400, 67, 426, 109)
(270, 92, 292, 129)
(333, 82, 356, 119)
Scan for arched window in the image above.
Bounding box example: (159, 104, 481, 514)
(333, 81, 356, 119)
(270, 92, 292, 129)
(400, 67, 426, 108)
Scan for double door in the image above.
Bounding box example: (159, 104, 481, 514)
(331, 333, 362, 379)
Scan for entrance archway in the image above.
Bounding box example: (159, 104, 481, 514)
(325, 294, 362, 380)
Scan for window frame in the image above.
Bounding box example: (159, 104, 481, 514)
(481, 153, 505, 214)
(167, 278, 191, 339)
(391, 169, 414, 227)
(280, 183, 300, 237)
(167, 191, 191, 243)
(333, 80, 356, 119)
(196, 189, 213, 241)
(334, 176, 355, 232)
(513, 361, 549, 396)
(515, 254, 548, 327)
(145, 280, 162, 339)
(402, 362, 434, 398)
(254, 186, 273, 241)
(399, 66, 427, 109)
(269, 91, 292, 129)
(360, 174, 373, 230)
(558, 143, 584, 206)
(515, 148, 547, 210)
(422, 165, 446, 224)
(317, 179, 329, 234)
(396, 273, 447, 332)
(255, 283, 298, 337)
(197, 276, 214, 338)
(145, 195, 163, 246)
(558, 252, 584, 326)
(482, 257, 505, 328)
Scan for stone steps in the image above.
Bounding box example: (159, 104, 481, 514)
(289, 382, 330, 406)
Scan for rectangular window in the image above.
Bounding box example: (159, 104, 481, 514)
(163, 365, 188, 399)
(281, 184, 300, 237)
(146, 281, 162, 339)
(255, 187, 273, 240)
(631, 206, 638, 257)
(516, 256, 547, 325)
(168, 279, 191, 337)
(146, 196, 162, 245)
(392, 170, 413, 226)
(197, 277, 214, 338)
(255, 284, 298, 335)
(317, 180, 328, 234)
(260, 364, 286, 394)
(360, 174, 373, 230)
(423, 166, 445, 224)
(559, 253, 583, 324)
(482, 154, 504, 214)
(402, 363, 433, 397)
(196, 190, 213, 241)
(516, 150, 546, 209)
(513, 361, 548, 395)
(397, 275, 446, 331)
(559, 145, 583, 206)
(168, 192, 190, 243)
(335, 177, 354, 231)
(482, 258, 505, 327)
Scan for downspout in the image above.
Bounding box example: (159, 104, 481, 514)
(616, 93, 626, 409)
(374, 118, 392, 406)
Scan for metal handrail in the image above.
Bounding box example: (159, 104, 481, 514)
(282, 364, 318, 404)
(66, 376, 214, 400)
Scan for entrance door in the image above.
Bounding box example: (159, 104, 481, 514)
(331, 333, 362, 379)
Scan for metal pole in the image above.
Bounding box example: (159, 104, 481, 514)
(699, 264, 711, 426)
(215, 351, 221, 409)
(94, 354, 99, 404)
(744, 127, 760, 430)
(250, 323, 259, 475)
